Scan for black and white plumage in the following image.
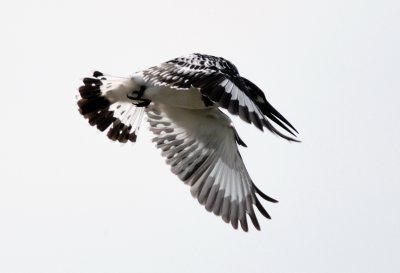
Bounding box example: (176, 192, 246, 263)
(77, 53, 299, 231)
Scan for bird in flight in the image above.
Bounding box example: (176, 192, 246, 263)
(77, 53, 299, 231)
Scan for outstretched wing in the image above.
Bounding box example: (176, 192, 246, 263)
(145, 103, 277, 231)
(142, 53, 299, 141)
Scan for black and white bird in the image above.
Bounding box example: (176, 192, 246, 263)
(77, 53, 299, 231)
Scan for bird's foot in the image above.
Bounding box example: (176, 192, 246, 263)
(127, 86, 151, 107)
(133, 99, 151, 107)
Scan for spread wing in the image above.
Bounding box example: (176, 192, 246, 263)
(145, 103, 277, 231)
(142, 53, 299, 141)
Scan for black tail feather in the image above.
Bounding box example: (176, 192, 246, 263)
(77, 72, 143, 143)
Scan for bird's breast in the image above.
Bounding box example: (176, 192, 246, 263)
(143, 85, 215, 110)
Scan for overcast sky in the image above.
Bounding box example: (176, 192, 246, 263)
(1, 0, 399, 272)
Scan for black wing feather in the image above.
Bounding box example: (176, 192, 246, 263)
(144, 53, 299, 141)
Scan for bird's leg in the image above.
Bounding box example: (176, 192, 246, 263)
(134, 100, 151, 107)
(127, 86, 151, 107)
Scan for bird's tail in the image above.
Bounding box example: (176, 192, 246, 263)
(77, 71, 145, 143)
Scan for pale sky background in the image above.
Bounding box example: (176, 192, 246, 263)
(1, 0, 399, 272)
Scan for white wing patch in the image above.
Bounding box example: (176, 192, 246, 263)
(142, 53, 292, 133)
(217, 77, 264, 117)
(145, 103, 277, 231)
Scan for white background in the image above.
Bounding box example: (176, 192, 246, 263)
(1, 0, 399, 272)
